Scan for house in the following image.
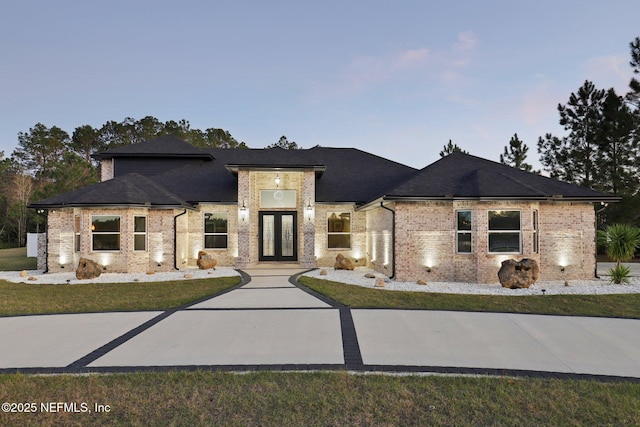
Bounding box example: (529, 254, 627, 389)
(29, 135, 617, 283)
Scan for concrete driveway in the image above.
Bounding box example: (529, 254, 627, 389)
(1, 266, 639, 381)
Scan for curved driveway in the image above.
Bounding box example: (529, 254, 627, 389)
(1, 267, 639, 381)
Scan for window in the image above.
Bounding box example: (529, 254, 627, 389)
(328, 212, 351, 249)
(488, 210, 521, 253)
(74, 215, 81, 252)
(204, 213, 228, 249)
(532, 209, 539, 253)
(91, 215, 120, 251)
(134, 216, 147, 251)
(456, 210, 472, 253)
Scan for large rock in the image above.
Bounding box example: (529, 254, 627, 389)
(196, 251, 217, 270)
(498, 258, 540, 289)
(334, 253, 355, 270)
(76, 258, 102, 280)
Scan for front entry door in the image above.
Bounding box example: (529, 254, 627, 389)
(259, 212, 298, 262)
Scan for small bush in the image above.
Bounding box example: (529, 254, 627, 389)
(609, 264, 632, 284)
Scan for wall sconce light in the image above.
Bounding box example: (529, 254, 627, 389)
(306, 200, 313, 221)
(275, 174, 280, 187)
(240, 199, 247, 221)
(425, 267, 432, 273)
(560, 266, 565, 272)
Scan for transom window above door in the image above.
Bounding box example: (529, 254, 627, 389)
(260, 190, 297, 208)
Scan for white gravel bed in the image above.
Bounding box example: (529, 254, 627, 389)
(0, 267, 240, 285)
(302, 267, 640, 296)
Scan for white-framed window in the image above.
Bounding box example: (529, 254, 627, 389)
(328, 212, 351, 249)
(488, 210, 521, 253)
(74, 215, 81, 252)
(91, 215, 120, 251)
(456, 210, 472, 253)
(134, 216, 147, 251)
(532, 209, 539, 253)
(204, 212, 228, 249)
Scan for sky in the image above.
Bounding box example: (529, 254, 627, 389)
(1, 0, 638, 170)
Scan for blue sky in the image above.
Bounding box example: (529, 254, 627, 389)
(1, 1, 638, 169)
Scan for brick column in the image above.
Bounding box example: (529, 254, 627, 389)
(301, 170, 316, 268)
(236, 170, 251, 268)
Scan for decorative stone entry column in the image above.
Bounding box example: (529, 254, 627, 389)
(301, 170, 317, 268)
(235, 170, 252, 268)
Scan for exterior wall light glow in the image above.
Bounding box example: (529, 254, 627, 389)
(240, 200, 247, 221)
(275, 174, 280, 187)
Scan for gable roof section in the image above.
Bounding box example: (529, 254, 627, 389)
(384, 152, 617, 201)
(29, 173, 191, 209)
(93, 135, 214, 160)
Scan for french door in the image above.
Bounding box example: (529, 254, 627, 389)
(259, 211, 298, 262)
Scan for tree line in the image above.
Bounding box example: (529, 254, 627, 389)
(1, 37, 639, 246)
(0, 117, 247, 246)
(444, 36, 640, 226)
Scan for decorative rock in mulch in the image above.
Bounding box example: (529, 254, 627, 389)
(320, 269, 328, 275)
(28, 276, 37, 281)
(374, 277, 386, 288)
(146, 271, 155, 275)
(76, 258, 101, 280)
(334, 254, 355, 270)
(498, 258, 539, 289)
(20, 270, 28, 277)
(417, 279, 427, 285)
(364, 273, 376, 278)
(197, 250, 218, 270)
(184, 274, 193, 279)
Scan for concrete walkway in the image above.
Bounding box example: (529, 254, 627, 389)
(1, 266, 639, 381)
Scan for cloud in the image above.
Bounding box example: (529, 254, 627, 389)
(307, 31, 478, 102)
(583, 54, 633, 93)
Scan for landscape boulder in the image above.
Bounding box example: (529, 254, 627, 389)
(76, 258, 102, 280)
(498, 258, 539, 289)
(374, 277, 386, 288)
(196, 251, 217, 270)
(334, 254, 355, 270)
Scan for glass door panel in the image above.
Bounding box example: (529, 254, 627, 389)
(281, 214, 294, 257)
(262, 215, 275, 257)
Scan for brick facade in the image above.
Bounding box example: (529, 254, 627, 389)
(392, 200, 596, 283)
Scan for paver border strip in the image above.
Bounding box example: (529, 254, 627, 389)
(66, 270, 251, 368)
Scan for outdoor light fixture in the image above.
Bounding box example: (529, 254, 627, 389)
(240, 200, 247, 221)
(425, 267, 432, 273)
(306, 200, 313, 221)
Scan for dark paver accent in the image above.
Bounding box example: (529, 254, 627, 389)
(66, 271, 250, 368)
(291, 271, 364, 370)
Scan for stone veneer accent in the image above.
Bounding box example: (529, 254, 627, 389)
(393, 200, 596, 284)
(100, 159, 114, 181)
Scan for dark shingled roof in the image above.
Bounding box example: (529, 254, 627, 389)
(93, 135, 214, 160)
(31, 141, 617, 209)
(30, 173, 191, 208)
(384, 151, 617, 201)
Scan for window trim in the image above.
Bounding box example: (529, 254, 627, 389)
(327, 212, 352, 250)
(91, 215, 121, 252)
(456, 210, 472, 254)
(74, 215, 81, 253)
(532, 209, 539, 253)
(133, 215, 147, 252)
(204, 212, 228, 250)
(487, 210, 522, 254)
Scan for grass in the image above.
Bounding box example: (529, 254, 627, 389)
(0, 247, 36, 271)
(0, 371, 638, 426)
(0, 276, 241, 316)
(298, 276, 640, 319)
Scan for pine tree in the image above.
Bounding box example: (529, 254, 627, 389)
(500, 134, 533, 171)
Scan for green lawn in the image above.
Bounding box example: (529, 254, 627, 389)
(298, 276, 640, 319)
(0, 247, 36, 271)
(0, 371, 638, 426)
(0, 276, 241, 316)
